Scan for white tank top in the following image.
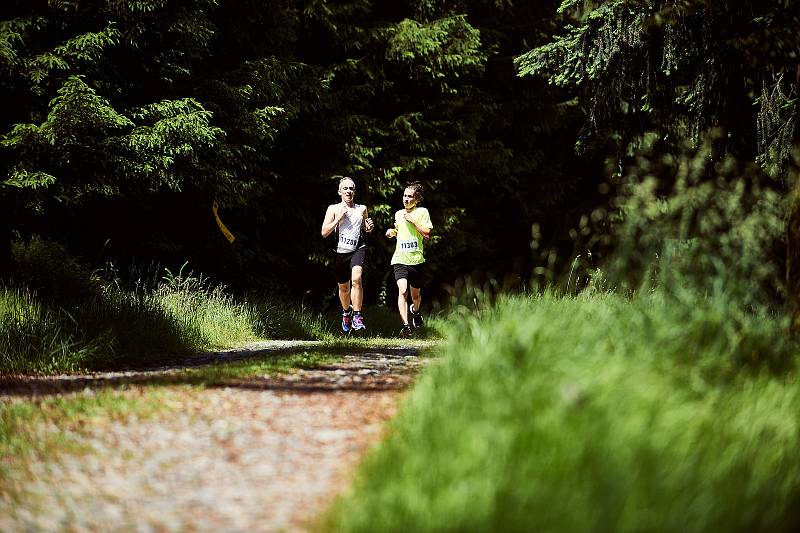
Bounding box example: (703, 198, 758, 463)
(336, 203, 365, 253)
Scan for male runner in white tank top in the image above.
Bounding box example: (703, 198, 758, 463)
(321, 176, 374, 333)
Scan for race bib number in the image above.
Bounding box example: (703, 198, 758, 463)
(338, 234, 358, 252)
(399, 238, 419, 251)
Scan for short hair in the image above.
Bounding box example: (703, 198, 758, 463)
(405, 181, 424, 202)
(335, 175, 355, 189)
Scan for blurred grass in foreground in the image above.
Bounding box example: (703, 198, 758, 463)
(329, 291, 800, 532)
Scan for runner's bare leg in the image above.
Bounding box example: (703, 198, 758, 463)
(351, 265, 364, 312)
(410, 286, 421, 314)
(338, 281, 351, 311)
(396, 278, 409, 325)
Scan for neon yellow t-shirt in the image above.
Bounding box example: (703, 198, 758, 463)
(391, 207, 432, 266)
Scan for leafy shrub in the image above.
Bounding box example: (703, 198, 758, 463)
(608, 132, 787, 310)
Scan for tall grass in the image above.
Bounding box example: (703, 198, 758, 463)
(0, 239, 330, 374)
(0, 280, 263, 374)
(0, 287, 108, 374)
(329, 291, 800, 532)
(0, 237, 445, 374)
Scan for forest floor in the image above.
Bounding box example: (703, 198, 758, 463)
(0, 340, 434, 532)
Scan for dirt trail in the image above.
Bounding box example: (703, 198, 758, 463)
(0, 341, 432, 532)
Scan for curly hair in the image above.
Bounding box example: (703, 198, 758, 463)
(405, 181, 424, 203)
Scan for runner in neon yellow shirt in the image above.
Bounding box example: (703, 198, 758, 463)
(385, 182, 432, 336)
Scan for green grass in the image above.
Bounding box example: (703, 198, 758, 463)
(0, 285, 442, 374)
(0, 282, 274, 374)
(0, 236, 449, 374)
(315, 302, 445, 343)
(179, 350, 340, 383)
(0, 237, 444, 374)
(329, 291, 800, 532)
(0, 239, 340, 373)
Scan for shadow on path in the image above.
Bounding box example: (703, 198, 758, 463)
(0, 341, 430, 398)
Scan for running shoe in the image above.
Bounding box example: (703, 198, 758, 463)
(341, 306, 353, 334)
(352, 312, 366, 332)
(400, 324, 414, 337)
(410, 304, 424, 329)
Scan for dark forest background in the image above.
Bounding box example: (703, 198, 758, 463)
(1, 0, 798, 312)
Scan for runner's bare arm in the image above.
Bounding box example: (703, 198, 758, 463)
(321, 205, 342, 238)
(403, 213, 432, 239)
(416, 223, 432, 240)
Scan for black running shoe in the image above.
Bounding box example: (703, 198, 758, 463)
(400, 324, 414, 337)
(410, 304, 424, 329)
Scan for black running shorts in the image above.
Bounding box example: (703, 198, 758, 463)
(393, 263, 424, 289)
(334, 247, 366, 284)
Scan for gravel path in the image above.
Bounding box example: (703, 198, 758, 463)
(0, 341, 432, 532)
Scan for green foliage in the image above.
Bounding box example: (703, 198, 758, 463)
(2, 76, 228, 201)
(330, 292, 800, 532)
(517, 0, 800, 161)
(517, 0, 800, 309)
(26, 25, 121, 89)
(386, 16, 486, 91)
(116, 97, 224, 190)
(0, 0, 592, 305)
(516, 23, 587, 88)
(0, 0, 241, 199)
(609, 132, 788, 309)
(757, 75, 798, 173)
(46, 75, 133, 141)
(0, 18, 34, 70)
(2, 169, 55, 190)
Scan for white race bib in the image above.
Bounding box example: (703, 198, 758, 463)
(399, 238, 419, 251)
(338, 234, 358, 252)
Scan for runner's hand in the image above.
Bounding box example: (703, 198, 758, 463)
(403, 212, 414, 222)
(365, 217, 374, 232)
(385, 228, 397, 238)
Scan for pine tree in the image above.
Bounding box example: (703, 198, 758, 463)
(517, 0, 800, 311)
